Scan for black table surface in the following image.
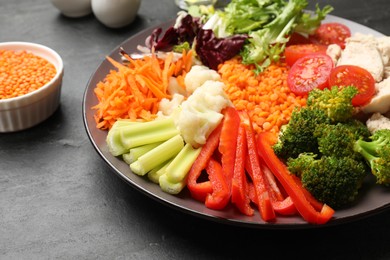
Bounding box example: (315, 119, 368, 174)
(1, 0, 390, 259)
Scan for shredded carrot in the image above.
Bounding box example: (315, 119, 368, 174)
(218, 57, 307, 134)
(92, 49, 194, 130)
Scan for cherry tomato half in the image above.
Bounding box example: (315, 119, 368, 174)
(286, 32, 311, 46)
(287, 53, 334, 95)
(328, 65, 376, 106)
(309, 22, 351, 49)
(284, 44, 328, 67)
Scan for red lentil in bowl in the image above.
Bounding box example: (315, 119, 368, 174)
(0, 42, 64, 132)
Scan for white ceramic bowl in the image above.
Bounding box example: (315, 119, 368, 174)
(0, 42, 64, 132)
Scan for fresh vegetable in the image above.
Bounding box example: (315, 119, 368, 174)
(204, 0, 332, 72)
(187, 123, 221, 202)
(219, 58, 307, 134)
(147, 0, 331, 72)
(243, 114, 275, 221)
(287, 153, 368, 208)
(184, 65, 221, 94)
(130, 134, 184, 176)
(146, 13, 202, 52)
(176, 79, 231, 148)
(218, 106, 241, 191)
(274, 85, 375, 208)
(306, 86, 358, 123)
(309, 22, 351, 49)
(314, 120, 371, 159)
(195, 29, 248, 70)
(231, 123, 254, 216)
(159, 143, 201, 194)
(273, 86, 360, 160)
(273, 107, 331, 160)
(354, 129, 390, 185)
(328, 65, 376, 106)
(123, 142, 163, 164)
(204, 158, 231, 209)
(92, 50, 193, 129)
(286, 32, 311, 46)
(287, 53, 334, 95)
(284, 43, 327, 67)
(106, 117, 179, 156)
(257, 132, 334, 224)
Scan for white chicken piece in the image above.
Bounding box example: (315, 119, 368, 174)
(337, 41, 384, 82)
(366, 112, 390, 133)
(363, 77, 390, 114)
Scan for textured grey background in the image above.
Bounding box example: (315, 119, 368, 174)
(1, 0, 390, 259)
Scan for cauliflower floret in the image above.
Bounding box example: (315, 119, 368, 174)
(184, 65, 221, 94)
(366, 112, 390, 133)
(326, 44, 342, 65)
(177, 80, 231, 148)
(363, 77, 390, 114)
(158, 93, 185, 117)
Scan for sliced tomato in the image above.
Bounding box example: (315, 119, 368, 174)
(328, 65, 376, 106)
(286, 32, 311, 46)
(284, 44, 327, 67)
(287, 53, 334, 95)
(309, 22, 351, 49)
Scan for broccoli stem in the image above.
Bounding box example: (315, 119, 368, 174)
(354, 139, 379, 168)
(130, 135, 184, 176)
(122, 142, 163, 165)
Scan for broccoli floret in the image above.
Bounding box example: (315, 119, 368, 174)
(354, 129, 390, 185)
(307, 86, 358, 123)
(314, 119, 371, 159)
(288, 153, 368, 208)
(273, 107, 331, 160)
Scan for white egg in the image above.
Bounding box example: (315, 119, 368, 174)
(50, 0, 92, 18)
(91, 0, 141, 28)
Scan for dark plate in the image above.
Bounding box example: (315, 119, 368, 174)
(83, 15, 390, 229)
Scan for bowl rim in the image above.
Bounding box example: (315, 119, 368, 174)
(0, 41, 64, 105)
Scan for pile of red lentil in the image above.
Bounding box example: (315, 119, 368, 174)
(0, 50, 57, 100)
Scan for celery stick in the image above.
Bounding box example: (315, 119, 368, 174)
(122, 142, 163, 165)
(148, 159, 172, 184)
(159, 174, 186, 195)
(165, 143, 201, 183)
(130, 135, 184, 176)
(120, 117, 179, 149)
(106, 120, 139, 156)
(106, 128, 129, 156)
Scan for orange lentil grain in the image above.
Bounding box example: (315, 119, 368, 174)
(0, 50, 56, 100)
(218, 57, 307, 134)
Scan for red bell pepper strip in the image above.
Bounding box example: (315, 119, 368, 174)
(244, 119, 275, 222)
(291, 174, 324, 211)
(205, 158, 230, 210)
(262, 165, 296, 216)
(256, 131, 334, 224)
(231, 124, 254, 216)
(187, 124, 222, 202)
(219, 107, 241, 192)
(246, 159, 296, 216)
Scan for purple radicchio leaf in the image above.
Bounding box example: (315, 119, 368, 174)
(195, 29, 248, 70)
(146, 14, 202, 52)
